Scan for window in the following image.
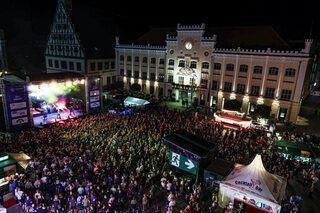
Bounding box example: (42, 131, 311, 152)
(285, 68, 296, 77)
(237, 84, 245, 94)
(69, 62, 74, 70)
(253, 66, 263, 74)
(120, 69, 124, 76)
(178, 76, 184, 84)
(90, 63, 96, 71)
(281, 89, 292, 100)
(158, 74, 164, 82)
(143, 57, 148, 63)
(265, 88, 275, 98)
(213, 63, 221, 70)
(98, 62, 102, 70)
(190, 61, 197, 69)
(189, 78, 195, 85)
(150, 58, 156, 64)
(178, 60, 185, 67)
(120, 55, 124, 61)
(76, 62, 82, 71)
(251, 85, 260, 96)
(168, 75, 173, 83)
(142, 72, 147, 80)
(135, 56, 140, 62)
(224, 82, 232, 92)
(159, 58, 165, 65)
(111, 61, 115, 69)
(202, 62, 210, 69)
(127, 70, 132, 77)
(269, 67, 279, 75)
(239, 64, 248, 73)
(48, 59, 53, 67)
(212, 80, 219, 90)
(226, 64, 234, 71)
(150, 73, 155, 81)
(134, 71, 139, 78)
(104, 62, 109, 69)
(54, 60, 59, 68)
(168, 59, 175, 66)
(61, 61, 67, 69)
(107, 77, 111, 85)
(201, 79, 208, 88)
(127, 56, 132, 62)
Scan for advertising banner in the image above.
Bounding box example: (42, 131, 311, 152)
(4, 83, 31, 130)
(87, 77, 101, 113)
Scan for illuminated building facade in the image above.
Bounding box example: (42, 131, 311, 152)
(115, 24, 313, 123)
(45, 0, 115, 86)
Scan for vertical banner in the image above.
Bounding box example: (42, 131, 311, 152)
(4, 83, 32, 130)
(87, 77, 101, 113)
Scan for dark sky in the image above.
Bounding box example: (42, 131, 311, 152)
(0, 0, 319, 73)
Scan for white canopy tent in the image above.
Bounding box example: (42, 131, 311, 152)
(219, 155, 286, 213)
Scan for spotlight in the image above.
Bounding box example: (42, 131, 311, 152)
(73, 80, 78, 85)
(40, 83, 48, 90)
(80, 79, 85, 84)
(66, 81, 72, 87)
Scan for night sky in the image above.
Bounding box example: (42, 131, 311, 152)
(0, 0, 319, 74)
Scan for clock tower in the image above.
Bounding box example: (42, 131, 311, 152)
(166, 24, 216, 106)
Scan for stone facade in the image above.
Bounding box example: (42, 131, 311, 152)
(115, 24, 313, 123)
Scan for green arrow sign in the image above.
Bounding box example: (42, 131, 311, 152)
(169, 151, 198, 175)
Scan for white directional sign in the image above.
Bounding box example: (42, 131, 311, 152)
(169, 151, 198, 175)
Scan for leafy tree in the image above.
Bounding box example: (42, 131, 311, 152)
(130, 83, 141, 93)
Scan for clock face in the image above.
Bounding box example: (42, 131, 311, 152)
(185, 42, 192, 50)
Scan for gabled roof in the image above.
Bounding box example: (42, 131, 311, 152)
(134, 25, 292, 50)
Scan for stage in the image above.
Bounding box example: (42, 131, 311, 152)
(33, 109, 82, 126)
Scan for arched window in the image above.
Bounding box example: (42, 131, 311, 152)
(178, 60, 185, 67)
(190, 61, 197, 69)
(168, 59, 175, 66)
(239, 64, 248, 72)
(203, 62, 210, 69)
(253, 65, 263, 74)
(269, 67, 279, 75)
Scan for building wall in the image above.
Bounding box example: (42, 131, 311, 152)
(87, 58, 116, 87)
(115, 25, 313, 123)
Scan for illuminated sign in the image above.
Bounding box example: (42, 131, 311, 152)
(0, 155, 9, 162)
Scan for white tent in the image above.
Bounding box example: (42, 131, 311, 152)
(219, 155, 286, 213)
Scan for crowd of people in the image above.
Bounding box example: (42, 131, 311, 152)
(0, 106, 319, 212)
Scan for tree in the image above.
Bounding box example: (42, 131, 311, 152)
(224, 99, 242, 111)
(254, 104, 271, 118)
(130, 83, 141, 93)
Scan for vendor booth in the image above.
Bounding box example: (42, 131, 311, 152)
(275, 141, 313, 162)
(204, 158, 234, 189)
(219, 155, 286, 213)
(163, 130, 216, 183)
(214, 109, 252, 130)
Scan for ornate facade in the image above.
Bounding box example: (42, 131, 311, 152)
(115, 24, 314, 123)
(45, 0, 116, 87)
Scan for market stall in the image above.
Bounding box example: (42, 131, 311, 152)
(275, 141, 313, 162)
(219, 155, 286, 213)
(214, 109, 252, 130)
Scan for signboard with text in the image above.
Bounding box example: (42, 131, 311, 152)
(4, 83, 32, 130)
(87, 77, 101, 113)
(169, 151, 198, 175)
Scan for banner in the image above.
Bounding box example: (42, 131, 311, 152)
(87, 77, 101, 113)
(4, 83, 31, 130)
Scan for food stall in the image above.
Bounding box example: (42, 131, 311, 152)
(214, 109, 252, 130)
(275, 141, 313, 162)
(0, 153, 17, 188)
(219, 155, 286, 213)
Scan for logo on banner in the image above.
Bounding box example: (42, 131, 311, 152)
(12, 117, 28, 126)
(235, 179, 263, 192)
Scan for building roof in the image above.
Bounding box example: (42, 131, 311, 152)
(163, 129, 215, 157)
(134, 25, 292, 50)
(27, 72, 85, 82)
(205, 158, 234, 177)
